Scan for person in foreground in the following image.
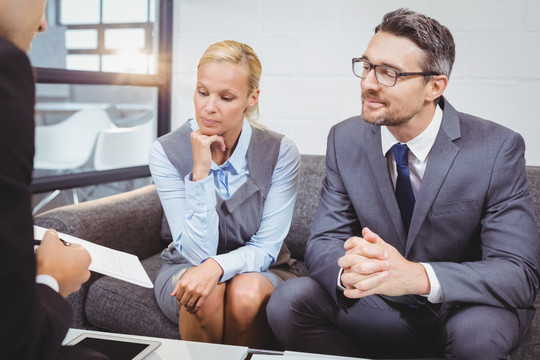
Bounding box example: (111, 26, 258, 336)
(0, 0, 107, 359)
(267, 8, 539, 359)
(149, 40, 300, 347)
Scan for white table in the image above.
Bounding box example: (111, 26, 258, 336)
(63, 328, 248, 360)
(63, 329, 373, 360)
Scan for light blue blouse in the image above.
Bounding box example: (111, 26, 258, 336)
(149, 119, 300, 282)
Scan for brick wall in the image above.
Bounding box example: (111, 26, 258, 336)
(171, 0, 540, 165)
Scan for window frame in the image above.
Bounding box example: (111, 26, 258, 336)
(31, 0, 172, 194)
(58, 0, 156, 73)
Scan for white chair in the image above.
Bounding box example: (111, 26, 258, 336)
(35, 107, 113, 170)
(93, 119, 154, 171)
(33, 108, 112, 214)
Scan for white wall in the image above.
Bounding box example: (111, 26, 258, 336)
(171, 0, 540, 165)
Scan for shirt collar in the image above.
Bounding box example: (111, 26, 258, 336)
(190, 118, 252, 173)
(381, 104, 443, 161)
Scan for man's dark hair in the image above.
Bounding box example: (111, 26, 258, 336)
(375, 8, 455, 79)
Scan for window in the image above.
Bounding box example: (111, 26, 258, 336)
(28, 0, 172, 207)
(52, 0, 157, 74)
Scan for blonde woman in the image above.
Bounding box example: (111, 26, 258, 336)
(149, 40, 300, 347)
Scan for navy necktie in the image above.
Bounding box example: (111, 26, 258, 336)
(391, 143, 415, 233)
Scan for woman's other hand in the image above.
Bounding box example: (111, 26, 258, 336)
(171, 258, 224, 314)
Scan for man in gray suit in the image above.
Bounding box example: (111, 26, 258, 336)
(267, 8, 539, 359)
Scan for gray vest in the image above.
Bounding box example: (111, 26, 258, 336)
(158, 121, 295, 270)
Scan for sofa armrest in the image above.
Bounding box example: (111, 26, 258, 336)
(34, 184, 163, 259)
(33, 184, 164, 329)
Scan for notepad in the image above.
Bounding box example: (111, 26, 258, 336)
(34, 225, 153, 288)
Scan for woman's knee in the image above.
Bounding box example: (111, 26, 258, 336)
(226, 274, 274, 322)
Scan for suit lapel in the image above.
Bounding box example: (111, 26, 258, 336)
(406, 98, 461, 255)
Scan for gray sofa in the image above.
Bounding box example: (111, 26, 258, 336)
(34, 155, 540, 359)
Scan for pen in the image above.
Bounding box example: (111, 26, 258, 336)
(33, 238, 71, 247)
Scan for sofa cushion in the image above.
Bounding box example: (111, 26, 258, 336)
(510, 167, 540, 359)
(526, 166, 540, 234)
(284, 155, 326, 260)
(160, 212, 173, 243)
(160, 211, 174, 251)
(86, 253, 179, 339)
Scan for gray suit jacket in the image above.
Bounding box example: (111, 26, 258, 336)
(306, 97, 539, 337)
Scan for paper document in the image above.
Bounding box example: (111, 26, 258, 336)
(34, 225, 153, 288)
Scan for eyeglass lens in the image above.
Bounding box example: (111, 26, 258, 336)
(353, 59, 398, 87)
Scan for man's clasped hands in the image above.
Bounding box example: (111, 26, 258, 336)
(339, 227, 430, 299)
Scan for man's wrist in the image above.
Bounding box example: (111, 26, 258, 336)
(411, 262, 431, 295)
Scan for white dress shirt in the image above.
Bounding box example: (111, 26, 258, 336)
(36, 274, 60, 292)
(381, 105, 444, 303)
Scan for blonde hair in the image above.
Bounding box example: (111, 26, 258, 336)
(198, 40, 264, 129)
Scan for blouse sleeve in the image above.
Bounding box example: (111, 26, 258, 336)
(149, 140, 219, 264)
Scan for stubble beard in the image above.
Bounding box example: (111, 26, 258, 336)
(361, 91, 413, 127)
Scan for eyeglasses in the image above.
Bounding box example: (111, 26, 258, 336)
(352, 57, 439, 87)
